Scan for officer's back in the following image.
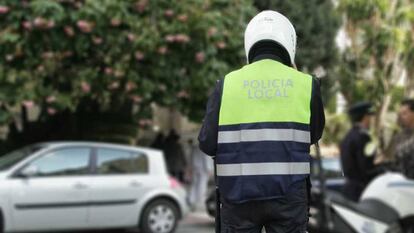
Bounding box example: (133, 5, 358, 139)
(199, 10, 325, 233)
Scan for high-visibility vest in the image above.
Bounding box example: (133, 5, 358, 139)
(217, 59, 313, 203)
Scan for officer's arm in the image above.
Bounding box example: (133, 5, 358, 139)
(198, 80, 222, 156)
(357, 135, 376, 181)
(310, 77, 325, 144)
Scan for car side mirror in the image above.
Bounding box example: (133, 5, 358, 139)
(18, 165, 39, 178)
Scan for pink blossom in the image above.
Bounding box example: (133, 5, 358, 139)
(5, 54, 14, 61)
(64, 26, 75, 37)
(47, 107, 57, 115)
(164, 9, 174, 18)
(127, 33, 136, 42)
(177, 90, 189, 98)
(33, 17, 47, 28)
(37, 65, 45, 72)
(114, 70, 124, 78)
(0, 6, 10, 14)
(110, 18, 121, 27)
(21, 1, 29, 8)
(108, 81, 120, 90)
(74, 1, 82, 9)
(41, 52, 54, 59)
(208, 27, 218, 37)
(104, 67, 113, 75)
(179, 68, 187, 75)
(174, 34, 190, 43)
(139, 119, 152, 127)
(92, 36, 103, 45)
(81, 82, 91, 93)
(177, 14, 188, 22)
(216, 41, 226, 49)
(130, 95, 143, 103)
(157, 46, 168, 55)
(126, 81, 137, 92)
(139, 119, 146, 127)
(134, 51, 145, 61)
(195, 52, 205, 63)
(77, 20, 94, 33)
(46, 96, 56, 103)
(23, 100, 34, 109)
(62, 50, 73, 58)
(158, 84, 167, 91)
(22, 21, 33, 30)
(46, 20, 55, 29)
(165, 35, 175, 43)
(134, 0, 148, 13)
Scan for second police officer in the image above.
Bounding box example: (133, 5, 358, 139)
(340, 102, 377, 202)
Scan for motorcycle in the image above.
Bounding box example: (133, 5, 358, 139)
(314, 145, 414, 233)
(323, 172, 414, 233)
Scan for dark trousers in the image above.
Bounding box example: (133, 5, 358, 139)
(220, 181, 308, 233)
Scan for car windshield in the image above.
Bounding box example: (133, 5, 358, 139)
(312, 157, 343, 179)
(0, 145, 44, 171)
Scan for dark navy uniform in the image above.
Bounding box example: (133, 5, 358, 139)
(340, 102, 376, 202)
(198, 54, 325, 233)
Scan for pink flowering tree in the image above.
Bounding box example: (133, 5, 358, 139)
(0, 0, 255, 147)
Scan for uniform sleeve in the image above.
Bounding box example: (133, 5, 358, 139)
(355, 134, 376, 183)
(198, 80, 223, 156)
(310, 77, 325, 144)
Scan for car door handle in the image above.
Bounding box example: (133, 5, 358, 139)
(129, 181, 142, 187)
(73, 182, 89, 189)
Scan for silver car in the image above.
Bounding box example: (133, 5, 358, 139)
(0, 142, 188, 233)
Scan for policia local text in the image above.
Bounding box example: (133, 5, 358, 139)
(244, 79, 293, 99)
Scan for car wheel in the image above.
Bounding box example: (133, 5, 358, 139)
(140, 199, 179, 233)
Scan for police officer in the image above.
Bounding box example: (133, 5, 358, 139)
(340, 102, 377, 202)
(198, 10, 325, 233)
(387, 99, 414, 178)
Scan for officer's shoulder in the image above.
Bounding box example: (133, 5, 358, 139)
(224, 66, 244, 79)
(288, 67, 314, 80)
(350, 127, 370, 140)
(347, 127, 362, 137)
(358, 128, 371, 138)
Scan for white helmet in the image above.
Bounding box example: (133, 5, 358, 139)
(244, 10, 297, 64)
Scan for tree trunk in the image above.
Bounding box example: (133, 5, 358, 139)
(376, 93, 392, 153)
(406, 70, 414, 98)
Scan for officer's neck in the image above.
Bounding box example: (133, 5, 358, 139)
(252, 54, 285, 64)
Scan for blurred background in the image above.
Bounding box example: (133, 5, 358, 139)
(0, 0, 413, 233)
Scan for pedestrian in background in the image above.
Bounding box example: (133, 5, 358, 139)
(150, 132, 165, 150)
(164, 129, 187, 182)
(340, 102, 377, 202)
(187, 139, 213, 211)
(387, 99, 414, 179)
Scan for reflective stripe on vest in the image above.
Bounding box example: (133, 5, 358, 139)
(216, 162, 311, 176)
(218, 128, 311, 144)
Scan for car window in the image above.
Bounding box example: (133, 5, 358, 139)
(96, 148, 148, 175)
(26, 148, 91, 177)
(0, 145, 44, 171)
(311, 158, 343, 179)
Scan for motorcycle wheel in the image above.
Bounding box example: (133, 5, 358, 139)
(386, 223, 404, 233)
(386, 222, 414, 233)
